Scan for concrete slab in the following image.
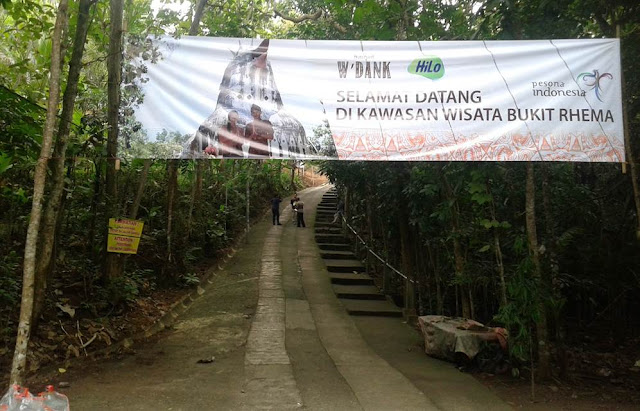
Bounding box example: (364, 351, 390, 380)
(340, 299, 404, 317)
(332, 284, 386, 300)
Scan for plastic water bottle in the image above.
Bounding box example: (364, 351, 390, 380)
(0, 384, 21, 410)
(16, 389, 44, 411)
(41, 386, 69, 411)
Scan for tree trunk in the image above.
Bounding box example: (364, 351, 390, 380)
(33, 0, 95, 324)
(398, 211, 415, 314)
(129, 159, 151, 219)
(442, 169, 472, 318)
(104, 0, 124, 281)
(290, 161, 296, 189)
(186, 0, 207, 222)
(488, 182, 508, 308)
(427, 240, 443, 314)
(10, 0, 69, 385)
(166, 160, 179, 263)
(88, 159, 102, 258)
(186, 161, 198, 237)
(525, 162, 551, 380)
(245, 165, 251, 237)
(189, 0, 208, 35)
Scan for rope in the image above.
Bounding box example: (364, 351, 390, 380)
(342, 217, 415, 284)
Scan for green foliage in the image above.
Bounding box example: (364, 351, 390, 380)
(106, 269, 156, 307)
(178, 272, 200, 288)
(0, 251, 21, 308)
(494, 260, 541, 362)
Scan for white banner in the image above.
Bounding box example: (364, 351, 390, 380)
(126, 36, 624, 162)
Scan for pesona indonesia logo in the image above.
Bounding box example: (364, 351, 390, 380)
(577, 70, 613, 102)
(407, 56, 445, 80)
(531, 80, 585, 98)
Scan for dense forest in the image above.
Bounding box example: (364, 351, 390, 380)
(1, 0, 639, 394)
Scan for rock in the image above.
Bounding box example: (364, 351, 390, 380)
(549, 385, 559, 392)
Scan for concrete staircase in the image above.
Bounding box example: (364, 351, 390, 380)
(315, 189, 402, 318)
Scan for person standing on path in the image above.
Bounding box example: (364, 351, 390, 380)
(291, 193, 300, 224)
(271, 194, 282, 225)
(295, 198, 306, 227)
(332, 199, 345, 224)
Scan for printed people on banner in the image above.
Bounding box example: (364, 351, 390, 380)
(216, 110, 243, 157)
(183, 39, 330, 160)
(245, 104, 274, 158)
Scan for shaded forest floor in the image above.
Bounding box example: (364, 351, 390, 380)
(474, 330, 640, 409)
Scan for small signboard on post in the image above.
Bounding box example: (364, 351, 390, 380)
(107, 218, 144, 254)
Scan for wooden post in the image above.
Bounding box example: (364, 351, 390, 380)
(404, 277, 416, 321)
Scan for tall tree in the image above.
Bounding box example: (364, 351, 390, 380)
(104, 0, 124, 281)
(10, 0, 69, 385)
(33, 0, 97, 324)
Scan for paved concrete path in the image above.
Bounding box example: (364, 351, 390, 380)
(62, 185, 511, 410)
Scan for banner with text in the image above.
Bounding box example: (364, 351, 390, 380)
(124, 37, 624, 162)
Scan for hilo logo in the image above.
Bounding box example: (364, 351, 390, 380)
(408, 56, 444, 80)
(577, 69, 613, 102)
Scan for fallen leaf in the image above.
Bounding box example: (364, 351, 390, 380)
(58, 368, 66, 373)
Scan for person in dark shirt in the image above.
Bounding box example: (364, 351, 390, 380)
(295, 199, 305, 228)
(271, 195, 282, 225)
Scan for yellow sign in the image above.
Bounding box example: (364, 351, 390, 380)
(107, 219, 144, 254)
(107, 234, 141, 254)
(109, 218, 144, 237)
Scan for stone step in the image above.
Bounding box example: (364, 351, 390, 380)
(315, 217, 338, 223)
(328, 272, 375, 286)
(324, 259, 365, 273)
(315, 227, 342, 234)
(339, 299, 403, 317)
(320, 250, 356, 260)
(332, 284, 386, 300)
(315, 234, 349, 244)
(318, 243, 352, 252)
(315, 223, 339, 229)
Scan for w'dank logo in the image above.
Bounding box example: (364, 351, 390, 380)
(577, 70, 613, 102)
(407, 56, 444, 80)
